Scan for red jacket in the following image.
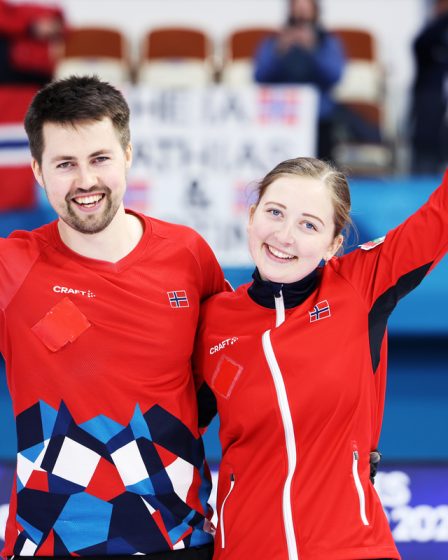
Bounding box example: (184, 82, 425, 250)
(195, 172, 448, 560)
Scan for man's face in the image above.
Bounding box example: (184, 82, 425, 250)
(32, 117, 132, 235)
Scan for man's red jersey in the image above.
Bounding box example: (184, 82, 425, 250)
(0, 211, 225, 557)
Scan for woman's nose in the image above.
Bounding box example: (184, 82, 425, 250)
(275, 222, 294, 244)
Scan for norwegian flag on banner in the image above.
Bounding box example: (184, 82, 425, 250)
(309, 300, 331, 322)
(257, 87, 300, 125)
(0, 86, 38, 210)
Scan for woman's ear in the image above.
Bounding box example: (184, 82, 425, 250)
(248, 204, 257, 224)
(325, 234, 344, 261)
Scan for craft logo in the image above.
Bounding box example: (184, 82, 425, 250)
(309, 300, 331, 322)
(167, 290, 189, 308)
(257, 88, 299, 125)
(53, 286, 96, 298)
(209, 337, 239, 355)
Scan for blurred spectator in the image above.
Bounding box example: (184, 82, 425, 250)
(254, 0, 381, 161)
(410, 0, 448, 174)
(0, 0, 65, 85)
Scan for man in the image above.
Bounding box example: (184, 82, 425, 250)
(0, 75, 224, 559)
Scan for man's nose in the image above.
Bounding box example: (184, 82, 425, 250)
(75, 165, 97, 189)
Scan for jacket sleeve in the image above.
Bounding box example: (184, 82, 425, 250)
(339, 170, 448, 304)
(336, 170, 448, 370)
(254, 32, 345, 88)
(254, 37, 283, 83)
(188, 233, 228, 429)
(311, 33, 346, 89)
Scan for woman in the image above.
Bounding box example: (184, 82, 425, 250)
(195, 157, 448, 560)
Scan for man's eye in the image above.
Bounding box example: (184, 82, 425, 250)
(94, 156, 109, 163)
(56, 161, 72, 169)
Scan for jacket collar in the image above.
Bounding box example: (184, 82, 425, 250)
(247, 268, 318, 309)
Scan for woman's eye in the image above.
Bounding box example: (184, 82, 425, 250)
(268, 208, 282, 217)
(304, 221, 317, 231)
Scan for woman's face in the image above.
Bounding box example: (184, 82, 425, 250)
(247, 175, 342, 284)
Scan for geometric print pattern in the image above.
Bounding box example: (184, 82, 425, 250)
(13, 400, 214, 555)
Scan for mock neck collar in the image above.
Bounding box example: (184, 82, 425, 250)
(248, 268, 318, 309)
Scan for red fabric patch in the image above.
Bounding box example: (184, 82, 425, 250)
(26, 470, 49, 492)
(212, 356, 243, 399)
(31, 297, 91, 352)
(85, 457, 126, 502)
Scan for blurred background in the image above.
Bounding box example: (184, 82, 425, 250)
(0, 0, 447, 558)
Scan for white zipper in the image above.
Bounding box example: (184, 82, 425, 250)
(262, 322, 299, 560)
(352, 450, 369, 526)
(220, 474, 235, 548)
(274, 292, 285, 327)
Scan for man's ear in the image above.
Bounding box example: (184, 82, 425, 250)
(125, 143, 132, 170)
(31, 159, 44, 188)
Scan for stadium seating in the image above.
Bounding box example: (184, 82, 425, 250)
(220, 27, 277, 85)
(330, 27, 392, 174)
(137, 27, 214, 86)
(54, 26, 132, 86)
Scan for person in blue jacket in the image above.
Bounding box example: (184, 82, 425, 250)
(254, 0, 380, 160)
(254, 0, 345, 160)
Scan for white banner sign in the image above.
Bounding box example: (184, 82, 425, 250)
(125, 85, 318, 265)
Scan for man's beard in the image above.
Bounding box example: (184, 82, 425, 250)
(58, 185, 119, 235)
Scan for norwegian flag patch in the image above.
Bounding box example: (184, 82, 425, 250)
(167, 290, 189, 308)
(309, 300, 331, 322)
(360, 236, 385, 251)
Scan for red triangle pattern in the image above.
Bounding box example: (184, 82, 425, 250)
(150, 508, 172, 548)
(26, 470, 49, 492)
(153, 442, 178, 468)
(85, 457, 126, 501)
(36, 529, 54, 555)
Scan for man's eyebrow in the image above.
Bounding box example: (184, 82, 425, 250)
(49, 150, 112, 163)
